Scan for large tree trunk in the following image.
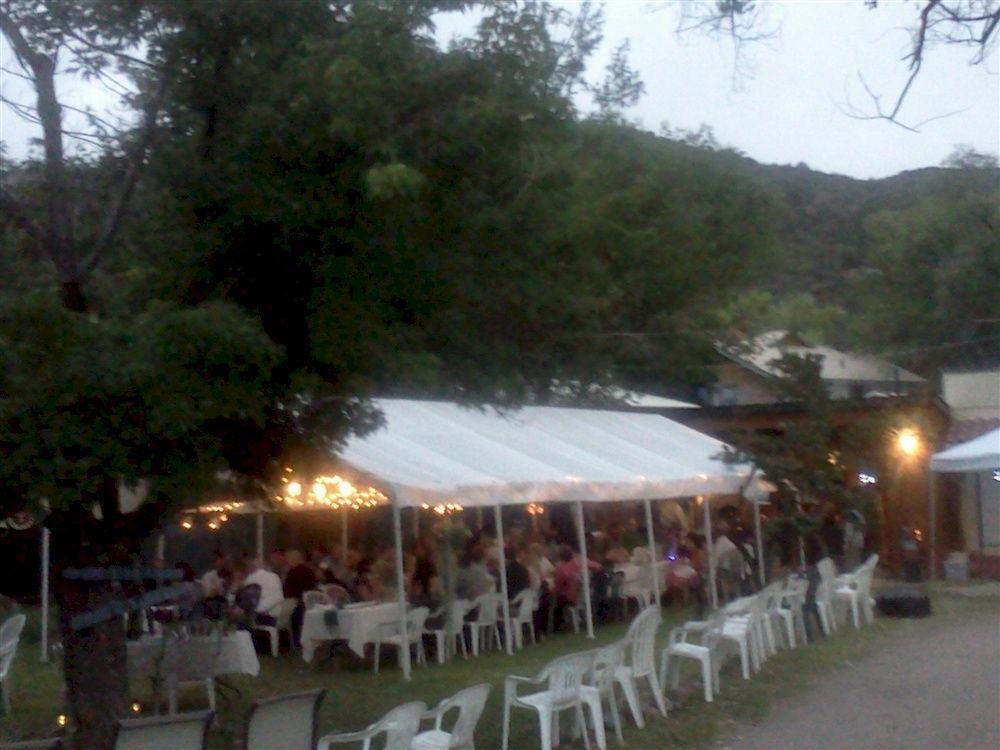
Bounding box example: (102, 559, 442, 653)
(48, 494, 141, 750)
(53, 578, 128, 750)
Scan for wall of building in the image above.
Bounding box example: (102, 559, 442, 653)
(707, 363, 781, 406)
(943, 370, 1000, 420)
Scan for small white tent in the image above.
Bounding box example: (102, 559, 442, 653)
(930, 428, 1000, 473)
(928, 428, 1000, 576)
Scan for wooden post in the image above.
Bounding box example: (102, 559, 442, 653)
(494, 505, 514, 655)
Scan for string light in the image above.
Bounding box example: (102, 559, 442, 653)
(277, 473, 387, 510)
(526, 503, 545, 516)
(131, 702, 142, 714)
(420, 502, 464, 515)
(57, 714, 67, 727)
(180, 519, 193, 530)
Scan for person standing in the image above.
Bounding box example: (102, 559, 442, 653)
(283, 550, 317, 648)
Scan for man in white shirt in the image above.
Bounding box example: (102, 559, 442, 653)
(199, 552, 229, 598)
(243, 558, 284, 624)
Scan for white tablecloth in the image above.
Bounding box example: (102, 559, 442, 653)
(128, 631, 260, 689)
(300, 602, 402, 662)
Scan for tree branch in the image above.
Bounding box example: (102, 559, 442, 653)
(0, 9, 75, 278)
(81, 59, 174, 274)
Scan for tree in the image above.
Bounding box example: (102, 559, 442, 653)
(0, 2, 649, 746)
(675, 0, 1000, 131)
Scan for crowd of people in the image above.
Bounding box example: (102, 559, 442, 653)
(157, 500, 866, 653)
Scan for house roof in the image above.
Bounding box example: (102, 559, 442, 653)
(719, 330, 924, 385)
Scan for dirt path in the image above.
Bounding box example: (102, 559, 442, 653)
(724, 611, 1000, 750)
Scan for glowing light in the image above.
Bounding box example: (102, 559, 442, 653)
(207, 521, 219, 530)
(896, 428, 920, 456)
(913, 528, 924, 542)
(131, 702, 142, 714)
(57, 714, 67, 727)
(181, 519, 193, 530)
(526, 503, 545, 516)
(275, 471, 387, 511)
(858, 473, 878, 485)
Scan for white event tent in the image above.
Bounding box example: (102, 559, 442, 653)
(928, 428, 1000, 576)
(334, 399, 768, 678)
(38, 399, 770, 674)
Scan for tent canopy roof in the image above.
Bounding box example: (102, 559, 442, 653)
(338, 399, 763, 508)
(930, 428, 1000, 473)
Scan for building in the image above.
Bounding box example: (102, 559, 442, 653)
(703, 330, 925, 406)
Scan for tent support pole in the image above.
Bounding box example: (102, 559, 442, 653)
(341, 510, 348, 554)
(928, 471, 938, 580)
(643, 498, 660, 603)
(494, 505, 514, 655)
(255, 512, 264, 560)
(156, 532, 166, 562)
(40, 525, 50, 663)
(391, 498, 411, 680)
(703, 496, 718, 610)
(574, 501, 595, 639)
(753, 500, 766, 588)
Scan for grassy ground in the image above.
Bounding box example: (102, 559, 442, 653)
(4, 586, 998, 749)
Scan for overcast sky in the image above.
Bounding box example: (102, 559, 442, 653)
(2, 1, 997, 179)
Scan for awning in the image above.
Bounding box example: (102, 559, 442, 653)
(339, 399, 767, 507)
(930, 427, 1000, 473)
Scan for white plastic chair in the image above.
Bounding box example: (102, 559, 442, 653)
(614, 606, 668, 728)
(429, 600, 472, 664)
(502, 650, 605, 750)
(836, 561, 876, 629)
(586, 642, 625, 745)
(161, 636, 220, 715)
(318, 700, 426, 750)
(717, 593, 765, 678)
(658, 616, 722, 703)
(112, 710, 213, 750)
(0, 614, 27, 714)
(303, 590, 333, 610)
(509, 589, 537, 650)
(374, 607, 430, 673)
(776, 577, 808, 648)
(618, 566, 654, 617)
(253, 598, 297, 656)
(465, 594, 503, 655)
(244, 689, 324, 750)
(411, 683, 491, 750)
(816, 558, 839, 636)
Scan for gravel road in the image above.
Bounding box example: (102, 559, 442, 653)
(725, 611, 1000, 750)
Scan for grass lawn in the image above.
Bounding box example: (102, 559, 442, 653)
(4, 587, 997, 749)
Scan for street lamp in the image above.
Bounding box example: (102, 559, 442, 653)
(896, 428, 920, 457)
